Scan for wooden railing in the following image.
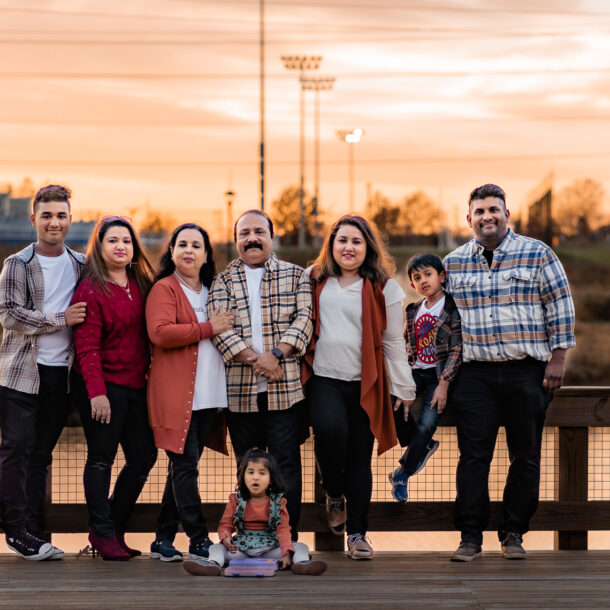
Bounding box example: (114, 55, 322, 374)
(42, 387, 610, 551)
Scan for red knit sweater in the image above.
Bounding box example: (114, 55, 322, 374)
(72, 277, 149, 399)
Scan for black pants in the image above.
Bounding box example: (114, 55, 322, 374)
(155, 409, 219, 544)
(226, 393, 304, 539)
(307, 375, 375, 536)
(73, 373, 157, 538)
(452, 358, 553, 546)
(0, 365, 72, 536)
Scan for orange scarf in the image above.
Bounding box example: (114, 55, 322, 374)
(302, 276, 398, 455)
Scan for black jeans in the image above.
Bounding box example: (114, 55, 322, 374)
(155, 409, 220, 544)
(73, 373, 157, 538)
(0, 365, 72, 536)
(307, 375, 375, 536)
(394, 368, 440, 475)
(451, 358, 553, 546)
(226, 393, 304, 539)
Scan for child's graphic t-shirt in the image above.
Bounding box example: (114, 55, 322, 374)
(412, 295, 445, 369)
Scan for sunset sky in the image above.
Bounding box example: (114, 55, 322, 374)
(1, 0, 610, 234)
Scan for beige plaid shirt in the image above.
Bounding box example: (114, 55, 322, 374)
(208, 253, 313, 413)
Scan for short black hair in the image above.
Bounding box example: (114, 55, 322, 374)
(406, 252, 444, 281)
(237, 448, 285, 500)
(32, 184, 71, 214)
(233, 209, 274, 241)
(469, 183, 506, 205)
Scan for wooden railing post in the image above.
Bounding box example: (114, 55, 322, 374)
(555, 426, 588, 550)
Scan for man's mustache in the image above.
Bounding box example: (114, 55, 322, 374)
(244, 242, 264, 251)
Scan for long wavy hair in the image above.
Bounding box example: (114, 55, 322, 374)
(156, 223, 216, 288)
(80, 217, 154, 297)
(311, 214, 395, 288)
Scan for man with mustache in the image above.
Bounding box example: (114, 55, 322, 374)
(208, 210, 313, 541)
(443, 184, 575, 562)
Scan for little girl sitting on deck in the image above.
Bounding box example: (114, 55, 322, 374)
(183, 448, 327, 576)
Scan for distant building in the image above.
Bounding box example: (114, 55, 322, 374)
(0, 189, 95, 246)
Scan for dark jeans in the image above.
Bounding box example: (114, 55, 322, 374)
(226, 393, 304, 539)
(394, 368, 440, 475)
(307, 375, 375, 536)
(451, 358, 553, 546)
(73, 373, 157, 538)
(0, 365, 71, 536)
(155, 409, 219, 544)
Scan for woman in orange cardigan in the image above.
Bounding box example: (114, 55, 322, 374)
(146, 223, 233, 563)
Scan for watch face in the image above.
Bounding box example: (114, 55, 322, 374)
(272, 347, 283, 359)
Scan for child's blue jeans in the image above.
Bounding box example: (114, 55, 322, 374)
(393, 368, 440, 476)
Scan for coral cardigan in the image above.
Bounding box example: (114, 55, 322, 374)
(146, 275, 227, 455)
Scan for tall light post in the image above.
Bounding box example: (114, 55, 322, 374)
(336, 128, 365, 213)
(281, 55, 322, 248)
(300, 76, 335, 248)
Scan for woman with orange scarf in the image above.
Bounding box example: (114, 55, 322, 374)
(302, 215, 415, 560)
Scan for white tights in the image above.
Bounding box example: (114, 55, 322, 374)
(208, 541, 310, 566)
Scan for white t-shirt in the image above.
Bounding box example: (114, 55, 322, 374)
(37, 250, 75, 366)
(312, 276, 416, 400)
(180, 284, 228, 410)
(244, 265, 267, 393)
(412, 295, 445, 370)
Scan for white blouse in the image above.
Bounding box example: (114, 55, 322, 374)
(312, 276, 416, 401)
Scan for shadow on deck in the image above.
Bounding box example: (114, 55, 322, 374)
(1, 551, 610, 609)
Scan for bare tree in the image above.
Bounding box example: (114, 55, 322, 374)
(556, 178, 605, 238)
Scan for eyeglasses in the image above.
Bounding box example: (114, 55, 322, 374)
(100, 215, 133, 225)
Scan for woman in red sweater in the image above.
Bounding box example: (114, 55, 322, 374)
(146, 223, 233, 563)
(71, 216, 157, 560)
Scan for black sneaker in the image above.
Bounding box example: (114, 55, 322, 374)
(150, 539, 183, 562)
(27, 531, 64, 560)
(189, 537, 213, 559)
(413, 439, 440, 475)
(450, 541, 482, 562)
(501, 532, 527, 560)
(6, 531, 54, 561)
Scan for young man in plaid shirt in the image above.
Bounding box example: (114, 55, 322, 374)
(208, 210, 313, 539)
(444, 184, 575, 562)
(0, 185, 86, 560)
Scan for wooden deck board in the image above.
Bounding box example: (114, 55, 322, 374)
(1, 551, 610, 609)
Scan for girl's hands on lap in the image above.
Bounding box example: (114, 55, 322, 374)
(91, 395, 111, 424)
(222, 536, 237, 552)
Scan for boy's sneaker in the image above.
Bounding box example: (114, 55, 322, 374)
(6, 531, 54, 561)
(27, 532, 64, 560)
(325, 495, 347, 536)
(501, 532, 527, 560)
(451, 541, 482, 562)
(150, 539, 183, 562)
(413, 439, 440, 475)
(189, 537, 213, 559)
(183, 557, 221, 576)
(291, 559, 328, 575)
(388, 468, 409, 503)
(346, 533, 373, 560)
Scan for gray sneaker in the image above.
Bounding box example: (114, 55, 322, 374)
(501, 532, 526, 560)
(451, 542, 482, 562)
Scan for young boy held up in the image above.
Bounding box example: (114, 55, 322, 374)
(389, 253, 462, 503)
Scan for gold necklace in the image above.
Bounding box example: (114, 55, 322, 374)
(174, 271, 203, 293)
(110, 278, 132, 301)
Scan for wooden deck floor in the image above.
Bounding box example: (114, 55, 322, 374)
(1, 551, 610, 609)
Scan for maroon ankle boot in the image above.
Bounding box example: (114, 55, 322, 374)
(88, 531, 131, 561)
(116, 533, 141, 557)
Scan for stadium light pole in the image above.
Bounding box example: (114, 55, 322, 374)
(336, 128, 365, 213)
(300, 76, 335, 248)
(281, 55, 322, 248)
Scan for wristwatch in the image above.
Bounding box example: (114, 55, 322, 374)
(271, 347, 283, 360)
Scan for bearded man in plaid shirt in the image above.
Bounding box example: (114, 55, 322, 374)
(208, 210, 313, 539)
(445, 184, 575, 563)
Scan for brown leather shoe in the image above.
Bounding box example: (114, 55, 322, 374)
(326, 495, 347, 536)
